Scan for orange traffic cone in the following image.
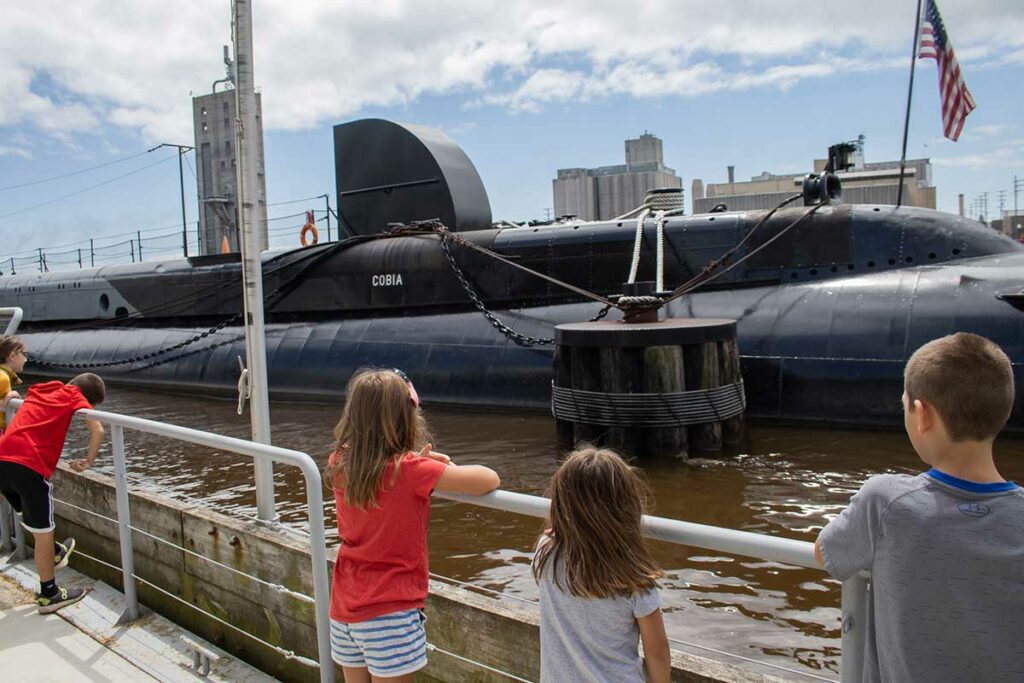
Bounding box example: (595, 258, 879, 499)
(220, 235, 230, 254)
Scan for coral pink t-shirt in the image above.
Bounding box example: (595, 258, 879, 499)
(329, 451, 447, 622)
(0, 382, 92, 478)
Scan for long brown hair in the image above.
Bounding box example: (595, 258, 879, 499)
(533, 447, 663, 598)
(326, 369, 429, 509)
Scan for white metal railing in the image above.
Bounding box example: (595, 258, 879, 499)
(0, 306, 23, 336)
(0, 401, 336, 683)
(437, 489, 868, 683)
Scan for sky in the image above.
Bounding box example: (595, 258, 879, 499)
(1, 0, 1022, 268)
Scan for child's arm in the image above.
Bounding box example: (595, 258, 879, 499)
(638, 608, 671, 683)
(70, 418, 105, 472)
(1, 389, 19, 411)
(434, 462, 500, 496)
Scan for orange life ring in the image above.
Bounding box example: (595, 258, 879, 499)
(300, 211, 319, 246)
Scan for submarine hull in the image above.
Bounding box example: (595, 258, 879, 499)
(18, 249, 1024, 431)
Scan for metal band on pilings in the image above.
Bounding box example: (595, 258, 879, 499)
(551, 380, 746, 427)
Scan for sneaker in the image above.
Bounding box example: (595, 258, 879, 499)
(54, 538, 76, 569)
(36, 586, 87, 614)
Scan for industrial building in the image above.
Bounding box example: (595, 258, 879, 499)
(692, 140, 936, 214)
(553, 133, 682, 221)
(192, 84, 268, 255)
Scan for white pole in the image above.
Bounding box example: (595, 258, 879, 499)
(112, 425, 140, 621)
(233, 0, 276, 520)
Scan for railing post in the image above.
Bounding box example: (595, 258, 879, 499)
(840, 573, 869, 683)
(0, 499, 12, 552)
(111, 424, 140, 621)
(1, 307, 24, 335)
(303, 467, 335, 683)
(13, 511, 26, 559)
(0, 385, 16, 552)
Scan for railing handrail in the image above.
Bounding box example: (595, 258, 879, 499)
(3, 398, 335, 683)
(3, 392, 861, 682)
(0, 306, 23, 335)
(436, 489, 817, 569)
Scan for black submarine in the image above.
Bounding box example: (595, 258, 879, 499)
(4, 119, 1023, 431)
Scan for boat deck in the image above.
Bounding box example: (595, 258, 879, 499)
(0, 552, 274, 683)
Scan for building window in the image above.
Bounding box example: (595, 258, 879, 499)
(201, 106, 207, 116)
(220, 160, 226, 170)
(202, 122, 208, 132)
(223, 101, 229, 113)
(224, 141, 231, 154)
(224, 118, 230, 129)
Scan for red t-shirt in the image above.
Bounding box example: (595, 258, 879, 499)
(0, 381, 92, 479)
(329, 451, 447, 623)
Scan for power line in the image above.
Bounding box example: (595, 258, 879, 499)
(0, 149, 154, 192)
(0, 153, 180, 222)
(267, 194, 327, 207)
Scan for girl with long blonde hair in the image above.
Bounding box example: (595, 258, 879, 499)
(327, 368, 500, 683)
(533, 447, 671, 682)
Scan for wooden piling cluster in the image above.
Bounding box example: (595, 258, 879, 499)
(552, 319, 744, 460)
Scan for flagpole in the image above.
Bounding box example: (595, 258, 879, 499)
(897, 0, 925, 208)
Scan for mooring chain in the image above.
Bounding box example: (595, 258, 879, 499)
(438, 234, 555, 347)
(31, 314, 242, 369)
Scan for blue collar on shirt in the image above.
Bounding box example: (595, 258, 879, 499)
(926, 468, 1018, 493)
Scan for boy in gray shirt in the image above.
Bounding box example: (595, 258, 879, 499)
(816, 332, 1024, 682)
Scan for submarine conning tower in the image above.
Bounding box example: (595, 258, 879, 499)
(333, 118, 493, 236)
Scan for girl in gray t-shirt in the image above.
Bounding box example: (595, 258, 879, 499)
(532, 447, 671, 682)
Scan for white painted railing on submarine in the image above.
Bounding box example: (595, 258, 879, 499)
(437, 488, 869, 683)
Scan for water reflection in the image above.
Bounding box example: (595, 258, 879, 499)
(59, 386, 1024, 680)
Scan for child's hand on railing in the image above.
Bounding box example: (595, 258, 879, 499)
(69, 459, 93, 473)
(417, 443, 452, 465)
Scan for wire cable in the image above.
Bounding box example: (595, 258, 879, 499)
(0, 153, 180, 222)
(0, 149, 153, 192)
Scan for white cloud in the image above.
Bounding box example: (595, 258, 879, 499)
(933, 144, 1024, 169)
(965, 123, 1014, 139)
(1, 0, 1022, 142)
(0, 145, 32, 159)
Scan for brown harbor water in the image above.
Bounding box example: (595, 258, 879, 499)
(62, 386, 1024, 681)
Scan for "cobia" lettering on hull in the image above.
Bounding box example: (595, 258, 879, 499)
(372, 274, 404, 287)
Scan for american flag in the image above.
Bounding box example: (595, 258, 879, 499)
(917, 0, 975, 141)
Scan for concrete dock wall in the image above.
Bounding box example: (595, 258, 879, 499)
(52, 466, 793, 682)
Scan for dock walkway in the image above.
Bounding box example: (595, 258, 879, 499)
(1, 552, 275, 683)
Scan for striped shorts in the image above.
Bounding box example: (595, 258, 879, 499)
(330, 609, 428, 677)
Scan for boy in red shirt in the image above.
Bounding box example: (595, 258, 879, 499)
(0, 373, 106, 613)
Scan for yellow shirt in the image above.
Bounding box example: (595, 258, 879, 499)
(0, 365, 21, 430)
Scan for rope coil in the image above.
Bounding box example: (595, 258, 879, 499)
(551, 381, 745, 427)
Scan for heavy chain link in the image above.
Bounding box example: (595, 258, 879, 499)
(31, 314, 242, 370)
(438, 235, 555, 347)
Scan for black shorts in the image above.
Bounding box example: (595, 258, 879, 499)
(0, 460, 54, 533)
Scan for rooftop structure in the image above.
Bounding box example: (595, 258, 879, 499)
(192, 83, 268, 254)
(553, 133, 682, 221)
(692, 138, 936, 214)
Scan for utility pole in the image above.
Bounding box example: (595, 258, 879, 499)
(544, 207, 553, 221)
(233, 0, 276, 521)
(1014, 175, 1022, 218)
(982, 192, 989, 223)
(148, 143, 195, 257)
